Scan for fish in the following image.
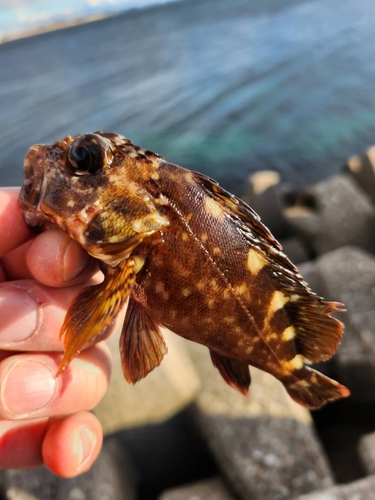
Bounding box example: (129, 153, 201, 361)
(19, 132, 350, 409)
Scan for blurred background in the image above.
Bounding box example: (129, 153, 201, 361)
(1, 0, 375, 190)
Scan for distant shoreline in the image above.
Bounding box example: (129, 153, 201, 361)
(0, 0, 185, 45)
(0, 13, 115, 45)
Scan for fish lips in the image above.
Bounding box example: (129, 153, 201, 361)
(19, 144, 51, 232)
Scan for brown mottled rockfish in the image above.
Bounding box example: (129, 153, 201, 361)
(19, 132, 350, 409)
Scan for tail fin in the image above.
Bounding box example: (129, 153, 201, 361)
(285, 367, 350, 410)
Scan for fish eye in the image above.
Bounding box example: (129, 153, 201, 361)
(67, 134, 111, 175)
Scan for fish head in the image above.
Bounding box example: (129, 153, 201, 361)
(19, 132, 169, 265)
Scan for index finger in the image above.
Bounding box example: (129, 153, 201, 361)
(0, 188, 34, 257)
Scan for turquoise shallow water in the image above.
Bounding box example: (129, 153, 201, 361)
(1, 0, 375, 190)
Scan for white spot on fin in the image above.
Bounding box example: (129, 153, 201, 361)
(269, 291, 289, 312)
(282, 326, 296, 341)
(246, 249, 267, 275)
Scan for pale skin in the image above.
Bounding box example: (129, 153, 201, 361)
(0, 188, 118, 477)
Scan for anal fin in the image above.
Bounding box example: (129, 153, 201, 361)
(120, 297, 168, 383)
(210, 349, 250, 395)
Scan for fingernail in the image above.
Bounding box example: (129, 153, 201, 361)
(1, 360, 56, 416)
(63, 240, 90, 282)
(0, 288, 39, 342)
(75, 425, 97, 470)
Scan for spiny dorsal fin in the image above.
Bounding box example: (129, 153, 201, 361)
(192, 171, 284, 253)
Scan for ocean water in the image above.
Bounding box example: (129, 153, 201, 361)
(1, 0, 375, 190)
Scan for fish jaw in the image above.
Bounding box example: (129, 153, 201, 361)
(19, 144, 49, 230)
(19, 136, 77, 233)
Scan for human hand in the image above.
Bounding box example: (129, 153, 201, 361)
(0, 188, 114, 477)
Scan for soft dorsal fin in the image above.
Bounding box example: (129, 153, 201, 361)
(285, 297, 345, 363)
(120, 297, 168, 383)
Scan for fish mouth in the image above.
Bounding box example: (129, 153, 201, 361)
(19, 144, 50, 231)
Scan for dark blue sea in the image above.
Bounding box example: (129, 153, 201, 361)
(1, 0, 375, 191)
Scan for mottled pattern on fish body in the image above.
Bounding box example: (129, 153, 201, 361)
(19, 132, 350, 409)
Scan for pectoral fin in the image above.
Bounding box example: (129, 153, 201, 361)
(57, 259, 136, 375)
(120, 297, 167, 383)
(210, 349, 251, 395)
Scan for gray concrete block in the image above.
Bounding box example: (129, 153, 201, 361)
(242, 171, 297, 240)
(316, 246, 375, 402)
(158, 477, 234, 500)
(358, 432, 375, 475)
(297, 260, 326, 299)
(94, 328, 200, 433)
(1, 436, 136, 500)
(283, 206, 321, 242)
(187, 343, 334, 500)
(344, 147, 375, 205)
(279, 237, 311, 265)
(243, 170, 281, 204)
(295, 475, 375, 500)
(284, 175, 375, 255)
